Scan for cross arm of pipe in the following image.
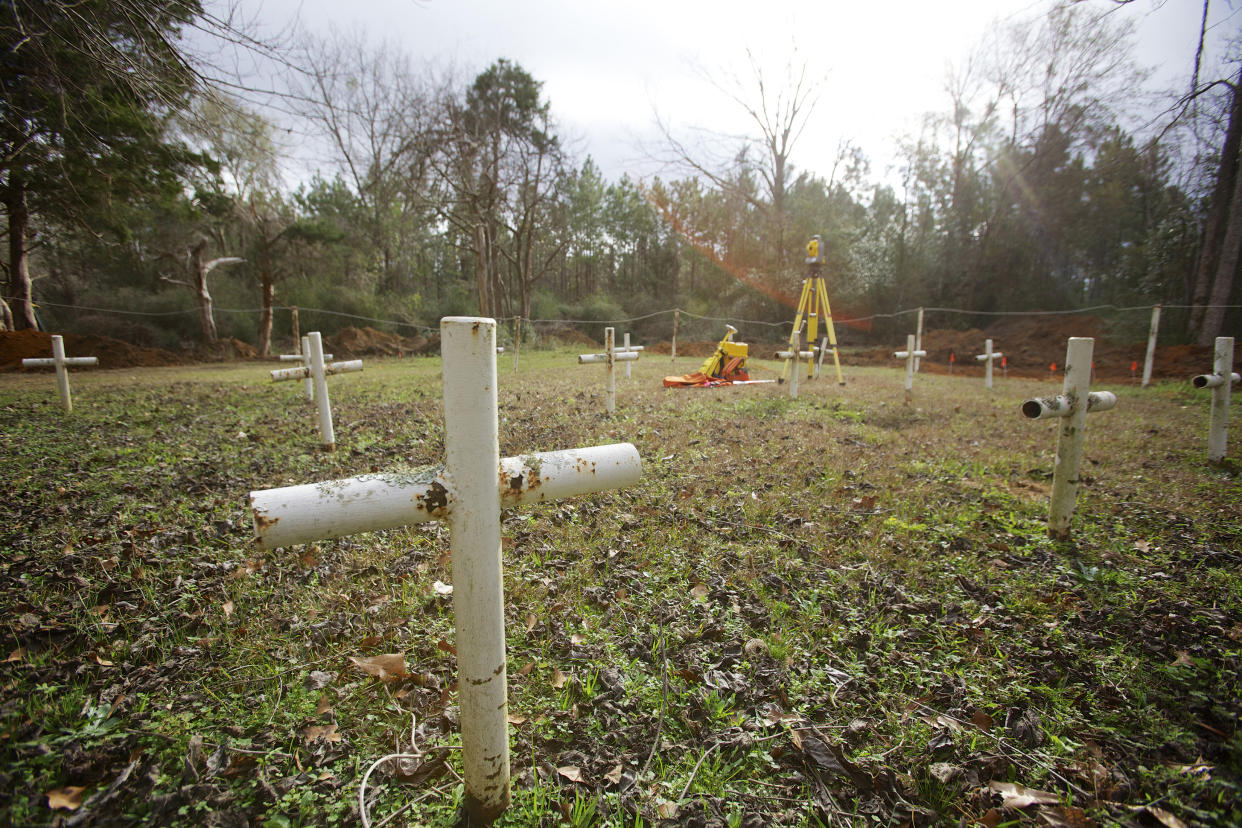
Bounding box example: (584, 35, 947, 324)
(776, 350, 815, 359)
(1021, 391, 1117, 419)
(251, 442, 642, 549)
(976, 352, 1003, 361)
(1192, 372, 1242, 389)
(578, 352, 640, 364)
(893, 350, 927, 359)
(22, 357, 98, 367)
(271, 360, 363, 382)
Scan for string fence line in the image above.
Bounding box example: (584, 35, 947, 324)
(19, 298, 1242, 336)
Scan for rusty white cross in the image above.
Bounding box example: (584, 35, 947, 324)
(578, 326, 638, 414)
(21, 335, 98, 413)
(1191, 336, 1238, 463)
(250, 317, 642, 822)
(1021, 337, 1117, 539)
(893, 335, 927, 397)
(269, 331, 361, 450)
(975, 339, 1003, 390)
(278, 336, 334, 401)
(776, 348, 814, 399)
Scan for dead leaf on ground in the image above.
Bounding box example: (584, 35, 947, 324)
(1137, 806, 1189, 828)
(315, 695, 333, 716)
(690, 583, 708, 600)
(432, 580, 453, 595)
(971, 710, 994, 731)
(1170, 650, 1194, 667)
(517, 662, 534, 677)
(1039, 806, 1097, 827)
(524, 613, 537, 632)
(303, 723, 342, 744)
(437, 638, 456, 655)
(348, 653, 408, 682)
(90, 653, 114, 667)
(988, 780, 1060, 808)
(570, 633, 587, 645)
(46, 786, 86, 811)
(221, 600, 235, 619)
(5, 647, 24, 663)
(604, 764, 623, 785)
(550, 668, 568, 688)
(507, 713, 527, 725)
(557, 765, 585, 783)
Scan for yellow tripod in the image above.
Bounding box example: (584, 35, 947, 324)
(780, 236, 845, 385)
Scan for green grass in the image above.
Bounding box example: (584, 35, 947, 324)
(1, 349, 1239, 825)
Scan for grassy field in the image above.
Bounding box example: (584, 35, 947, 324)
(1, 345, 1239, 827)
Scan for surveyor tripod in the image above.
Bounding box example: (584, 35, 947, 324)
(779, 236, 845, 385)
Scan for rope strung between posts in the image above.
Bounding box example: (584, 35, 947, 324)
(19, 298, 1242, 335)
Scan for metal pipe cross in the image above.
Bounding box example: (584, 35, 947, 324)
(577, 327, 639, 414)
(1191, 336, 1239, 463)
(21, 335, 98, 413)
(270, 331, 362, 450)
(893, 335, 927, 396)
(278, 336, 334, 401)
(775, 349, 815, 399)
(621, 332, 645, 379)
(250, 317, 642, 822)
(1020, 337, 1117, 539)
(975, 339, 1003, 390)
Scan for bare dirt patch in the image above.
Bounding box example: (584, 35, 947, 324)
(0, 329, 186, 371)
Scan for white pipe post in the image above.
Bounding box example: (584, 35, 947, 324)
(1142, 305, 1161, 388)
(671, 308, 679, 362)
(21, 335, 98, 413)
(307, 332, 336, 450)
(893, 335, 927, 396)
(249, 317, 644, 823)
(440, 317, 509, 821)
(976, 339, 1003, 390)
(513, 316, 521, 374)
(1020, 337, 1117, 539)
(816, 336, 828, 379)
(605, 327, 616, 414)
(51, 335, 71, 411)
(1192, 337, 1237, 462)
(624, 333, 632, 379)
(914, 307, 924, 373)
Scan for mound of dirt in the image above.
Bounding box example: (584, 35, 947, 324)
(848, 315, 1233, 381)
(323, 326, 437, 358)
(0, 329, 186, 371)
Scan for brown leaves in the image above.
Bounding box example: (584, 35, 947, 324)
(348, 653, 408, 682)
(302, 723, 342, 744)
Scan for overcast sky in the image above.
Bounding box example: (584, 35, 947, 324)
(242, 0, 1239, 188)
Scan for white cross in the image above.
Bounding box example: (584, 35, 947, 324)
(250, 317, 642, 822)
(975, 339, 1003, 390)
(577, 327, 639, 414)
(621, 332, 644, 379)
(21, 335, 98, 413)
(270, 331, 362, 450)
(1021, 337, 1117, 539)
(893, 334, 927, 396)
(775, 348, 814, 399)
(1192, 336, 1238, 463)
(278, 336, 334, 401)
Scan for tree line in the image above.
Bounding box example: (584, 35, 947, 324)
(2, 1, 1238, 353)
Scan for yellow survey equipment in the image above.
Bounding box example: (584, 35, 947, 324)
(664, 325, 751, 387)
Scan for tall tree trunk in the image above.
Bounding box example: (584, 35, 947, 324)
(1200, 141, 1242, 343)
(6, 174, 38, 330)
(475, 224, 492, 317)
(190, 240, 219, 343)
(257, 269, 275, 357)
(1189, 68, 1242, 340)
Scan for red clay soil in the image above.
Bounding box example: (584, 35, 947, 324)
(0, 330, 186, 371)
(849, 315, 1236, 382)
(323, 326, 438, 358)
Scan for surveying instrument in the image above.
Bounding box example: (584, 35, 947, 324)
(779, 235, 845, 385)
